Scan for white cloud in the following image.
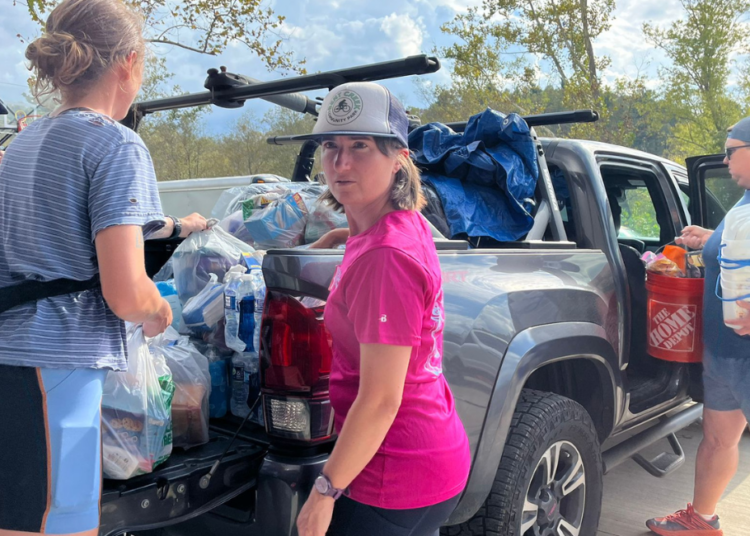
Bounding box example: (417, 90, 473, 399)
(380, 14, 424, 58)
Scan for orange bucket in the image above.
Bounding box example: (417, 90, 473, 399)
(645, 272, 704, 363)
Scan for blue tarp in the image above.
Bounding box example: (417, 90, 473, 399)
(409, 109, 538, 242)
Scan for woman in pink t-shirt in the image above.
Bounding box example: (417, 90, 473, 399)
(293, 82, 471, 536)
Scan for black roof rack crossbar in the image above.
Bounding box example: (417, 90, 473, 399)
(128, 55, 440, 120)
(445, 109, 599, 132)
(267, 109, 599, 145)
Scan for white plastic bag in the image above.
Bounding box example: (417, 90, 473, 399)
(211, 179, 297, 219)
(304, 197, 348, 244)
(172, 225, 255, 304)
(102, 325, 174, 480)
(150, 328, 212, 449)
(244, 191, 310, 249)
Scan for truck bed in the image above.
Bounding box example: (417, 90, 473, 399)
(100, 422, 267, 536)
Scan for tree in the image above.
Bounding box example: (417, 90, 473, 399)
(478, 0, 614, 106)
(433, 0, 639, 143)
(17, 0, 304, 73)
(644, 0, 750, 160)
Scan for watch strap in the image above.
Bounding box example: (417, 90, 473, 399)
(168, 215, 181, 239)
(317, 473, 348, 500)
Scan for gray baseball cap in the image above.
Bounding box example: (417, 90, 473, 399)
(289, 82, 409, 147)
(728, 116, 750, 142)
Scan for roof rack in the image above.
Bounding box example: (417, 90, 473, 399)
(267, 109, 599, 145)
(123, 55, 441, 130)
(445, 109, 599, 132)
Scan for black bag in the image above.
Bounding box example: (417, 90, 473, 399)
(0, 275, 100, 314)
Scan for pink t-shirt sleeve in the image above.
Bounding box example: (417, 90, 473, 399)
(344, 248, 427, 347)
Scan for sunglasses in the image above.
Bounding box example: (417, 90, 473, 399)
(725, 143, 750, 160)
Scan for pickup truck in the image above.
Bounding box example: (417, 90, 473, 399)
(100, 56, 745, 536)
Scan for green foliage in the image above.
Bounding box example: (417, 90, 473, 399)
(139, 105, 316, 182)
(644, 0, 750, 160)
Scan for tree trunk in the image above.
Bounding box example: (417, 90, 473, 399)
(580, 0, 600, 100)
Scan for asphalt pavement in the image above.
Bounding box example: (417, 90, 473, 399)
(597, 421, 750, 536)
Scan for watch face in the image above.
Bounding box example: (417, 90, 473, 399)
(314, 475, 329, 494)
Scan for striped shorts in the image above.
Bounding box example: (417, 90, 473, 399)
(0, 365, 107, 535)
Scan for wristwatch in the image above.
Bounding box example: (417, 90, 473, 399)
(167, 215, 182, 239)
(314, 473, 348, 500)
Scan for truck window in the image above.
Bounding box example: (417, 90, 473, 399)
(618, 187, 660, 240)
(600, 164, 674, 248)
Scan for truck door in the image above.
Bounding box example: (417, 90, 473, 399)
(685, 154, 745, 228)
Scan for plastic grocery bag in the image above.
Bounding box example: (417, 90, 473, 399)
(181, 274, 225, 334)
(244, 191, 309, 249)
(102, 325, 174, 480)
(172, 225, 255, 304)
(304, 197, 349, 244)
(211, 180, 299, 219)
(150, 328, 211, 449)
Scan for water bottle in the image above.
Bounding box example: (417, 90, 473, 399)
(250, 268, 266, 354)
(206, 346, 229, 418)
(238, 291, 255, 352)
(247, 352, 265, 426)
(224, 266, 249, 353)
(230, 352, 253, 418)
(156, 280, 182, 330)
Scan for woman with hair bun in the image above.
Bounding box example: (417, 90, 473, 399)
(0, 1, 205, 535)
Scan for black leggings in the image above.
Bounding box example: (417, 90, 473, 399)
(327, 493, 461, 536)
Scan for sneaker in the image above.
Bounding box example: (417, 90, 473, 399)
(646, 504, 722, 535)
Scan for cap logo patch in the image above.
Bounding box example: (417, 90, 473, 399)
(327, 89, 363, 125)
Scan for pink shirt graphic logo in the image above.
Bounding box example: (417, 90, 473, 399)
(425, 287, 445, 376)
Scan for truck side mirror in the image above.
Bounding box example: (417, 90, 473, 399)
(0, 99, 9, 115)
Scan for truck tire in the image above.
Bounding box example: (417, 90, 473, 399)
(443, 389, 603, 536)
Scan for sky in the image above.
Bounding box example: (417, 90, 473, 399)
(0, 0, 685, 134)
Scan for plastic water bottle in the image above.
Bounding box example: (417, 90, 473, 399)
(238, 293, 255, 352)
(250, 268, 266, 354)
(206, 346, 229, 419)
(156, 280, 182, 330)
(230, 352, 254, 418)
(224, 266, 250, 353)
(247, 352, 264, 426)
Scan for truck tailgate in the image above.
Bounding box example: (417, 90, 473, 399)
(100, 429, 266, 536)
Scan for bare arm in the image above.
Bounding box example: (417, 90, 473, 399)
(322, 343, 411, 488)
(296, 343, 411, 536)
(148, 212, 208, 239)
(95, 225, 171, 335)
(676, 225, 713, 249)
(308, 228, 350, 249)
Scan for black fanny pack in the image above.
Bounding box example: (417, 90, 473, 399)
(0, 275, 101, 315)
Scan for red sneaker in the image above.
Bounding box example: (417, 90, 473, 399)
(646, 504, 722, 535)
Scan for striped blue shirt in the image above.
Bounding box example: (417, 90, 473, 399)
(0, 109, 164, 370)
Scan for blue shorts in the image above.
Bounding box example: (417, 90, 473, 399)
(703, 355, 750, 421)
(0, 365, 107, 534)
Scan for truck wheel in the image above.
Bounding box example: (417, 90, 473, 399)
(443, 389, 603, 536)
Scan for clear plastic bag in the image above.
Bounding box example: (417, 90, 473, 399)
(181, 274, 225, 335)
(304, 197, 348, 244)
(150, 328, 211, 449)
(172, 225, 255, 304)
(102, 325, 174, 480)
(211, 180, 299, 219)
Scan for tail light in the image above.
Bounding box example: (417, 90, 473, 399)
(259, 292, 334, 442)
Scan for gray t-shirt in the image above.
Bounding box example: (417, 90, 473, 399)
(0, 109, 164, 370)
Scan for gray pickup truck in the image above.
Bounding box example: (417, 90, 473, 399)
(103, 56, 745, 536)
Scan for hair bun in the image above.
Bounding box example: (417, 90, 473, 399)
(25, 0, 146, 100)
